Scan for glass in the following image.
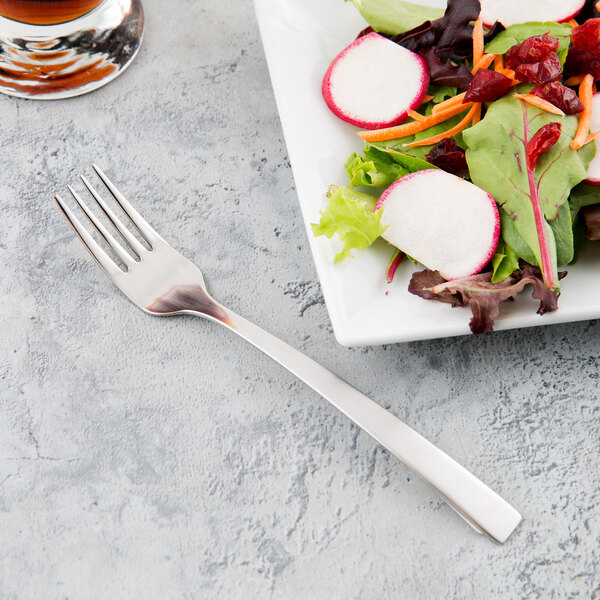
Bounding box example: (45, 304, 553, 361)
(0, 0, 144, 99)
(0, 0, 105, 25)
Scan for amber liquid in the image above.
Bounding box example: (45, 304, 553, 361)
(0, 0, 104, 24)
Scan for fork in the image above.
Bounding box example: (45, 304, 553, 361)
(55, 165, 522, 544)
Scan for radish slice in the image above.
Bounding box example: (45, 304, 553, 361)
(322, 32, 429, 130)
(375, 170, 500, 280)
(585, 93, 600, 185)
(479, 0, 585, 27)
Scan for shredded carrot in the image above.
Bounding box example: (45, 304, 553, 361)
(565, 75, 585, 86)
(494, 67, 521, 87)
(498, 68, 517, 79)
(357, 101, 473, 142)
(471, 103, 482, 126)
(472, 53, 494, 74)
(567, 19, 579, 27)
(597, 1, 600, 12)
(431, 91, 467, 115)
(432, 102, 474, 119)
(513, 93, 566, 116)
(407, 109, 427, 122)
(472, 17, 484, 69)
(494, 54, 504, 72)
(585, 130, 600, 145)
(498, 68, 522, 87)
(571, 74, 594, 149)
(420, 94, 434, 104)
(403, 104, 480, 147)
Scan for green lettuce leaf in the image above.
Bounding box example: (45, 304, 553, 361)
(557, 47, 568, 68)
(345, 146, 408, 188)
(569, 183, 600, 219)
(383, 149, 437, 171)
(485, 22, 572, 55)
(428, 85, 459, 104)
(491, 240, 520, 283)
(549, 203, 575, 267)
(311, 185, 386, 263)
(345, 145, 436, 188)
(463, 87, 595, 290)
(346, 0, 444, 35)
(499, 210, 536, 265)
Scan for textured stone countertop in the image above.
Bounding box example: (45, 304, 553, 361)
(1, 1, 600, 598)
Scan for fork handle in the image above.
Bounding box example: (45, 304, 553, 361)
(213, 309, 521, 544)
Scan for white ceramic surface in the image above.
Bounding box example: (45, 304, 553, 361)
(253, 0, 600, 346)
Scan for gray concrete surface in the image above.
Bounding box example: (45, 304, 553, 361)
(1, 1, 600, 598)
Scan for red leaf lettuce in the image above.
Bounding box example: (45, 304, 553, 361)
(408, 267, 566, 334)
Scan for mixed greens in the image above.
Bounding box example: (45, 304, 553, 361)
(313, 0, 600, 334)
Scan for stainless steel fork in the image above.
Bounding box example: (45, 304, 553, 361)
(55, 165, 522, 544)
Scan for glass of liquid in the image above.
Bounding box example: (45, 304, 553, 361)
(0, 0, 144, 99)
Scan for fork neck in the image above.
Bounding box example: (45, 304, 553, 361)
(146, 284, 234, 325)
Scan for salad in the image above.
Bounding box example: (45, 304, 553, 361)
(312, 0, 600, 334)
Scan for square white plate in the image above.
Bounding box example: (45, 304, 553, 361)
(253, 0, 600, 346)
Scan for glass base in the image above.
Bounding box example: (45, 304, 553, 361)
(0, 0, 143, 99)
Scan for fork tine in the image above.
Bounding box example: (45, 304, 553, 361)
(55, 194, 124, 279)
(67, 185, 135, 269)
(80, 175, 147, 258)
(92, 164, 162, 247)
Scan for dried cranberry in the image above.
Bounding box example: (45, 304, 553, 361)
(505, 44, 522, 70)
(505, 35, 563, 84)
(527, 123, 562, 169)
(565, 50, 600, 80)
(571, 19, 600, 51)
(425, 138, 468, 175)
(518, 34, 560, 63)
(515, 52, 562, 84)
(565, 20, 600, 80)
(464, 69, 513, 102)
(506, 34, 560, 71)
(530, 82, 584, 114)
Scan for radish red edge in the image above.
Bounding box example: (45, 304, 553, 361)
(322, 33, 430, 130)
(480, 0, 586, 28)
(374, 170, 500, 281)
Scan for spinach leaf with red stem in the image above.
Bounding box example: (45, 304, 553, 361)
(463, 86, 595, 291)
